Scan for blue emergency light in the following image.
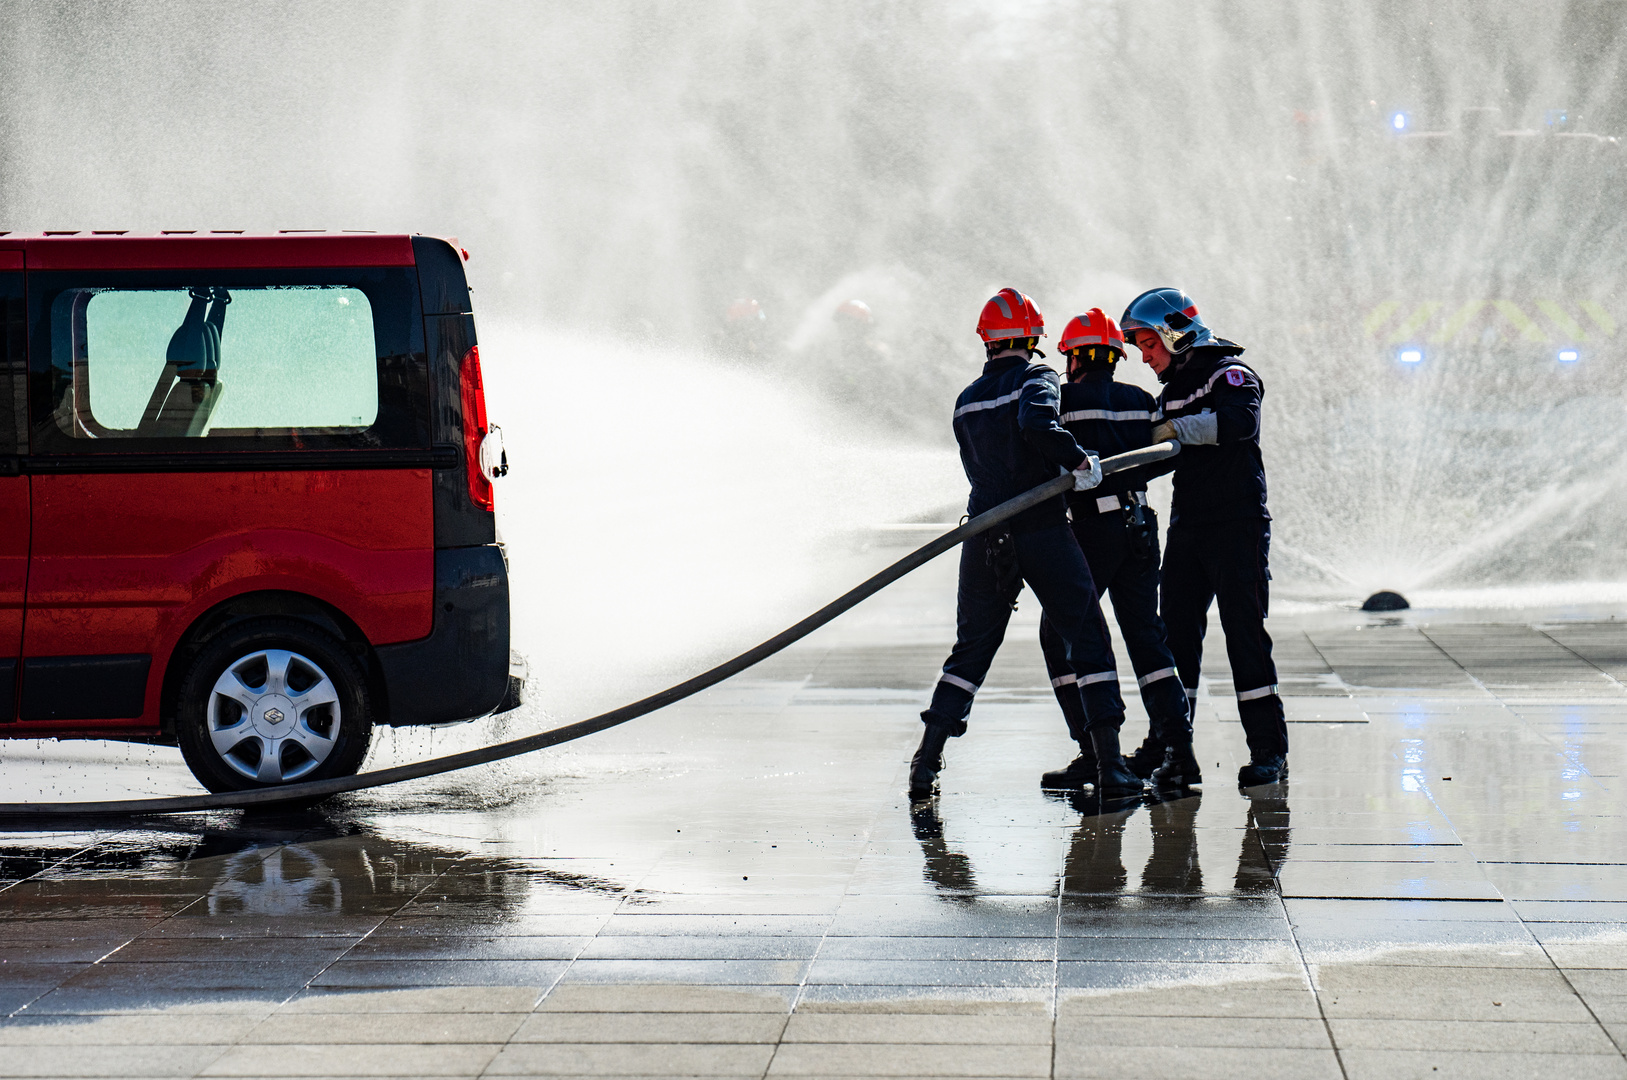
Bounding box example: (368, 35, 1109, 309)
(1391, 112, 1409, 132)
(1397, 347, 1423, 364)
(1558, 349, 1579, 363)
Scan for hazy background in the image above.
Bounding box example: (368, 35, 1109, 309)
(4, 0, 1627, 672)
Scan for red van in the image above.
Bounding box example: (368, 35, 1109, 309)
(0, 232, 517, 792)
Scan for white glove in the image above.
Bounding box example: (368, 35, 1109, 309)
(1072, 451, 1102, 491)
(1151, 421, 1176, 444)
(1170, 411, 1219, 445)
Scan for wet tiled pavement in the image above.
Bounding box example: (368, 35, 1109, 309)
(2, 557, 1627, 1077)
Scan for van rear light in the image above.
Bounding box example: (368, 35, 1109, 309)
(459, 345, 494, 511)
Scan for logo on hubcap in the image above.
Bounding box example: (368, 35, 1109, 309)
(264, 708, 285, 724)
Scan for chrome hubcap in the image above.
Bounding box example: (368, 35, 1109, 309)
(207, 649, 340, 783)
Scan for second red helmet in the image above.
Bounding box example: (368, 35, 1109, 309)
(1058, 308, 1125, 356)
(976, 288, 1045, 344)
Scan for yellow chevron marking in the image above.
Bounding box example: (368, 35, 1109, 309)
(1492, 300, 1548, 343)
(1536, 300, 1589, 342)
(1428, 301, 1486, 344)
(1385, 301, 1443, 345)
(1581, 300, 1617, 338)
(1363, 300, 1401, 338)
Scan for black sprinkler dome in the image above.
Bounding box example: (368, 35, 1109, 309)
(1362, 590, 1410, 612)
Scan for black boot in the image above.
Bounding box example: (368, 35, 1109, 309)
(1152, 742, 1203, 788)
(1237, 754, 1287, 787)
(1089, 727, 1145, 798)
(1041, 743, 1099, 790)
(1124, 736, 1167, 780)
(909, 721, 955, 800)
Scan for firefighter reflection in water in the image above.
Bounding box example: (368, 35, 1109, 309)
(1122, 288, 1289, 788)
(910, 788, 1290, 900)
(1036, 309, 1194, 793)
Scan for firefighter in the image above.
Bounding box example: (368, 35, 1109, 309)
(1121, 288, 1288, 787)
(1037, 309, 1193, 791)
(716, 298, 768, 360)
(911, 289, 1142, 801)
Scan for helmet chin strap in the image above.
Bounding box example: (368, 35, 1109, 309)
(988, 337, 1044, 361)
(1159, 347, 1199, 383)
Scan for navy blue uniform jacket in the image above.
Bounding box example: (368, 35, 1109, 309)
(952, 355, 1089, 534)
(1057, 370, 1159, 511)
(1152, 345, 1270, 526)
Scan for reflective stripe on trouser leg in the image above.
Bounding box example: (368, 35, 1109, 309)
(1038, 612, 1090, 745)
(1236, 683, 1278, 702)
(1138, 675, 1192, 744)
(924, 672, 978, 736)
(1137, 667, 1177, 688)
(1051, 670, 1115, 689)
(1075, 671, 1124, 731)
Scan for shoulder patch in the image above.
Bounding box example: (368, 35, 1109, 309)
(1226, 369, 1245, 386)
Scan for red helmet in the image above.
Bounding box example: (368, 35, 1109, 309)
(976, 288, 1044, 344)
(834, 298, 873, 324)
(1058, 308, 1125, 356)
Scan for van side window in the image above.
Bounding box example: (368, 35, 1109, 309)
(51, 286, 379, 439)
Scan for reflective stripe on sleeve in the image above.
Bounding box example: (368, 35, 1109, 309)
(1236, 683, 1279, 702)
(951, 378, 1054, 419)
(1161, 365, 1252, 413)
(1060, 408, 1152, 423)
(1184, 686, 1198, 698)
(938, 673, 980, 695)
(1136, 667, 1178, 688)
(952, 388, 1021, 419)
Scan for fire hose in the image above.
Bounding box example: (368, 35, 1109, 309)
(0, 442, 1178, 817)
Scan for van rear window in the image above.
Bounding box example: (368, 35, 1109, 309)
(53, 285, 378, 439)
(30, 266, 429, 455)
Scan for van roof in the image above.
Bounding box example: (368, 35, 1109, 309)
(0, 232, 420, 270)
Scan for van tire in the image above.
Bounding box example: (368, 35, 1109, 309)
(176, 618, 373, 793)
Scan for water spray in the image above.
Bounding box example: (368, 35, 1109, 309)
(0, 443, 1180, 818)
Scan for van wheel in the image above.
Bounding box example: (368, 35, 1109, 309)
(176, 619, 373, 793)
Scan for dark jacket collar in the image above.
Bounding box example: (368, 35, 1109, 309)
(981, 352, 1030, 375)
(1161, 341, 1247, 387)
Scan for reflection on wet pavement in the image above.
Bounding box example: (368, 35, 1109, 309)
(3, 565, 1627, 1075)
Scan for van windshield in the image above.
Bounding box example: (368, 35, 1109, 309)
(53, 285, 379, 439)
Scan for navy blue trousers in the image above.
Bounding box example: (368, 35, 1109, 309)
(1161, 517, 1288, 758)
(925, 524, 1125, 735)
(1038, 507, 1190, 748)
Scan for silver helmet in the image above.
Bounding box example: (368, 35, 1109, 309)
(1120, 287, 1214, 355)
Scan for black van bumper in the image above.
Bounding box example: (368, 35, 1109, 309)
(376, 545, 520, 726)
